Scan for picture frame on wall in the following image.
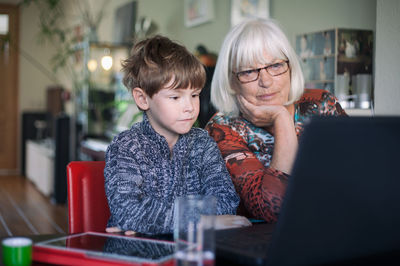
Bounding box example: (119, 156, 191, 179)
(184, 0, 215, 28)
(231, 0, 270, 26)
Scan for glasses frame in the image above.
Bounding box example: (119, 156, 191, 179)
(233, 60, 290, 84)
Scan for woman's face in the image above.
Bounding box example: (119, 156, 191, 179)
(234, 53, 291, 107)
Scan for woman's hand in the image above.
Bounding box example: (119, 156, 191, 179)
(237, 95, 298, 174)
(237, 95, 289, 130)
(214, 215, 252, 230)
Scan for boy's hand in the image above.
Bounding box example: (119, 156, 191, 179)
(215, 215, 252, 230)
(106, 227, 137, 235)
(124, 230, 137, 235)
(106, 227, 122, 233)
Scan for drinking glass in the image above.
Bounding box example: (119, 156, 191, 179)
(174, 195, 216, 266)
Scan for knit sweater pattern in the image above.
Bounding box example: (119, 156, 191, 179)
(104, 113, 239, 234)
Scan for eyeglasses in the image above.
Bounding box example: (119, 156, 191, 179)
(233, 60, 290, 83)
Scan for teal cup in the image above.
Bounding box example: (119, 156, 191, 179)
(2, 237, 32, 266)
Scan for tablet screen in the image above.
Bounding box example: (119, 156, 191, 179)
(34, 232, 175, 264)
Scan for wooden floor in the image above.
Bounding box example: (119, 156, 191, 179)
(0, 175, 68, 237)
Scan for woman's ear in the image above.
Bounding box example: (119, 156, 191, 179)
(132, 87, 150, 111)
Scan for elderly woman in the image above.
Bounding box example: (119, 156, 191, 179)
(205, 18, 347, 223)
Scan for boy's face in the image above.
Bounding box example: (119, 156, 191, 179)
(146, 86, 201, 147)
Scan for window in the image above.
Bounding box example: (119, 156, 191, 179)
(0, 14, 9, 35)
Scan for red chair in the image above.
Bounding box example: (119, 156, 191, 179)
(67, 161, 110, 234)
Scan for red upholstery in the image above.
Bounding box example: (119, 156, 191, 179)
(67, 161, 110, 234)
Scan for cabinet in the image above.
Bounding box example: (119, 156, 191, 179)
(295, 29, 373, 110)
(26, 140, 54, 197)
(25, 115, 70, 203)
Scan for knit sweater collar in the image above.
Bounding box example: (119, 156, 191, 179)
(140, 112, 190, 159)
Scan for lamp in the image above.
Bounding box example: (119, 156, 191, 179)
(87, 59, 97, 72)
(101, 48, 113, 71)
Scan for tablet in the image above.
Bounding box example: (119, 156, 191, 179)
(33, 232, 175, 266)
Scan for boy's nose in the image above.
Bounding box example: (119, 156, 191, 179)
(183, 98, 195, 112)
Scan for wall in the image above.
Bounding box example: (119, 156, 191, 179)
(138, 0, 230, 54)
(97, 0, 230, 54)
(374, 0, 400, 115)
(98, 0, 377, 56)
(19, 3, 57, 112)
(96, 0, 375, 55)
(96, 0, 400, 116)
(270, 0, 376, 43)
(19, 0, 400, 117)
(18, 0, 378, 114)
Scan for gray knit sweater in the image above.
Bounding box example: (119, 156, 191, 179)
(104, 113, 239, 234)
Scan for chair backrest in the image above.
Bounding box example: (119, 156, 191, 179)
(67, 161, 110, 234)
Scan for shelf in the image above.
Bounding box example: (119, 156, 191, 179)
(296, 28, 373, 102)
(344, 108, 373, 116)
(337, 54, 372, 64)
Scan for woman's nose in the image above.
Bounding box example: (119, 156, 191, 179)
(258, 68, 273, 87)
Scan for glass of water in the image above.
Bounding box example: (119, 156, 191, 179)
(174, 195, 216, 266)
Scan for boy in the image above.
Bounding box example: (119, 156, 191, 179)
(104, 35, 243, 235)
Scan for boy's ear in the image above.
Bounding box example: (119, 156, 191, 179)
(132, 87, 150, 111)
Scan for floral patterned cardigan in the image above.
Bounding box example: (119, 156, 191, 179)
(205, 89, 347, 222)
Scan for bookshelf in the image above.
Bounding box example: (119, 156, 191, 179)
(295, 28, 373, 111)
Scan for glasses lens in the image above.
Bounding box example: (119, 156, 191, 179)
(237, 70, 258, 83)
(267, 61, 289, 76)
(236, 61, 289, 83)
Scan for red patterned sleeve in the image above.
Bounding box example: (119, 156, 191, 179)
(205, 122, 289, 223)
(299, 89, 348, 116)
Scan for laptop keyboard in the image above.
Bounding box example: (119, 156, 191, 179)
(216, 223, 274, 253)
(215, 223, 275, 265)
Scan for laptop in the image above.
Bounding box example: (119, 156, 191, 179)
(216, 116, 400, 266)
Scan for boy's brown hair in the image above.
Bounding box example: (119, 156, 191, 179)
(122, 35, 206, 98)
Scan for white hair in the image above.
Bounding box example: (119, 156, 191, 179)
(211, 18, 304, 116)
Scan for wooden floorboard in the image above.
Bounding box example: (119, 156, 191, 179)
(0, 187, 34, 236)
(0, 175, 68, 237)
(0, 189, 34, 235)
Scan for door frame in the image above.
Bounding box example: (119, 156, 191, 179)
(0, 4, 19, 175)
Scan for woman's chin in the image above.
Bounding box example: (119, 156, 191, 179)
(256, 100, 283, 106)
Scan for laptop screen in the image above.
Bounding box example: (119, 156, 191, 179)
(266, 116, 400, 265)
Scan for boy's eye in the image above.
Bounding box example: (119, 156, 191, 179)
(169, 96, 179, 100)
(192, 93, 200, 98)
